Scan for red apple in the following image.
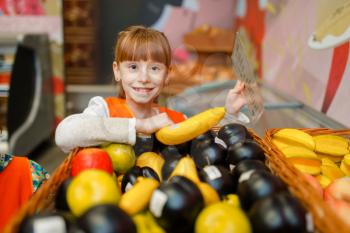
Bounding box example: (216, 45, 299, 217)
(71, 148, 114, 177)
(324, 177, 350, 226)
(303, 174, 323, 197)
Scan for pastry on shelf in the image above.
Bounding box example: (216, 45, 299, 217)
(183, 25, 235, 53)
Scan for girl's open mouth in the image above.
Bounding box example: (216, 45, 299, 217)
(133, 87, 154, 93)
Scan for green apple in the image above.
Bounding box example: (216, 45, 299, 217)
(102, 143, 136, 174)
(67, 170, 121, 216)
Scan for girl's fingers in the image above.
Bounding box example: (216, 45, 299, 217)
(232, 80, 245, 93)
(154, 113, 173, 127)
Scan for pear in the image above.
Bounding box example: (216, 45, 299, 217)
(169, 156, 201, 183)
(136, 152, 164, 180)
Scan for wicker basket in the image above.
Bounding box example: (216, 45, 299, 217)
(5, 128, 349, 233)
(3, 149, 78, 233)
(4, 129, 260, 233)
(264, 128, 350, 233)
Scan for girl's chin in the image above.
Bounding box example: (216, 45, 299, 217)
(129, 95, 156, 104)
(126, 90, 158, 103)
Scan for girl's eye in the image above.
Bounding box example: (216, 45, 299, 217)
(151, 66, 160, 71)
(129, 64, 137, 70)
(150, 64, 165, 72)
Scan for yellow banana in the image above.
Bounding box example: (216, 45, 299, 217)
(321, 165, 345, 181)
(321, 158, 338, 168)
(168, 156, 220, 206)
(272, 138, 291, 150)
(286, 154, 321, 175)
(156, 107, 225, 145)
(316, 175, 331, 188)
(169, 156, 201, 183)
(273, 129, 315, 150)
(280, 146, 321, 175)
(340, 154, 350, 175)
(316, 152, 343, 163)
(313, 135, 349, 156)
(133, 211, 165, 233)
(133, 212, 148, 233)
(320, 158, 345, 181)
(119, 178, 159, 215)
(280, 146, 318, 159)
(197, 182, 220, 206)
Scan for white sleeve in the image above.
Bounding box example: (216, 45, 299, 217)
(82, 96, 110, 117)
(55, 96, 136, 153)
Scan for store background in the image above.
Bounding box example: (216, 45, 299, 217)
(0, 0, 349, 172)
(0, 0, 64, 126)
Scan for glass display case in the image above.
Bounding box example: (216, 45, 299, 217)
(166, 80, 346, 136)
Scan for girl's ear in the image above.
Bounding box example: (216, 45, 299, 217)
(113, 61, 121, 82)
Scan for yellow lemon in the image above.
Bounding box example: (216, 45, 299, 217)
(67, 169, 120, 216)
(195, 202, 251, 233)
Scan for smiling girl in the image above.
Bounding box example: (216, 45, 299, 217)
(55, 26, 246, 153)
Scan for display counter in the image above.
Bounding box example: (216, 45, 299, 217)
(166, 80, 347, 136)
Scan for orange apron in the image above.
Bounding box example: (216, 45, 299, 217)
(0, 156, 33, 231)
(105, 97, 186, 123)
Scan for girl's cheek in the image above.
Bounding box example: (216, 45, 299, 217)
(150, 73, 166, 83)
(121, 73, 138, 83)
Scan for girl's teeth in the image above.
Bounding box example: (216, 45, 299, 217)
(135, 88, 152, 93)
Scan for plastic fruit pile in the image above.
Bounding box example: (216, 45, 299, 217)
(18, 111, 310, 233)
(272, 128, 350, 225)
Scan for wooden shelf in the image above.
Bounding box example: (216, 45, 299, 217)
(63, 0, 98, 85)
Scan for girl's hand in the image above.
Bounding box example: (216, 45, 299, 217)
(225, 80, 248, 115)
(135, 113, 173, 134)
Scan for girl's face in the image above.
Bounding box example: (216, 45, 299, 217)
(113, 60, 169, 104)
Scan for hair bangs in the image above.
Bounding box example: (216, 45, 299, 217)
(146, 37, 170, 66)
(115, 26, 171, 67)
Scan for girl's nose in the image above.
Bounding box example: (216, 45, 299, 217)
(139, 67, 150, 82)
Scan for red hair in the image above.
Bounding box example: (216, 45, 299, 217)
(114, 25, 171, 68)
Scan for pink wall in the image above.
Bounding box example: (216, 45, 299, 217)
(260, 0, 350, 127)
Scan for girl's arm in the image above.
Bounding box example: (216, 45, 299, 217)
(55, 96, 136, 153)
(55, 96, 173, 153)
(55, 114, 135, 153)
(135, 112, 173, 134)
